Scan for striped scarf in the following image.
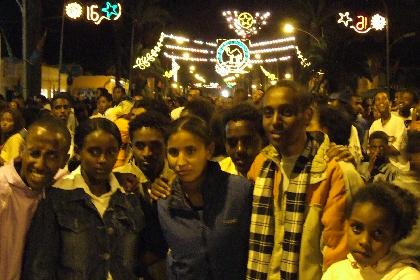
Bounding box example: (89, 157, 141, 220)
(247, 134, 322, 280)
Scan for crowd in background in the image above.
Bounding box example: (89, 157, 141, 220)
(0, 81, 419, 280)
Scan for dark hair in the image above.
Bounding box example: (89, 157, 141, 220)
(28, 117, 71, 152)
(318, 105, 352, 145)
(132, 97, 170, 118)
(75, 118, 122, 149)
(373, 88, 390, 100)
(346, 183, 418, 241)
(182, 97, 215, 124)
(113, 85, 126, 95)
(369, 131, 389, 144)
(265, 80, 313, 111)
(51, 92, 73, 107)
(129, 110, 171, 139)
(0, 108, 25, 133)
(96, 88, 109, 95)
(166, 116, 212, 146)
(407, 130, 420, 154)
(221, 103, 265, 141)
(98, 91, 113, 103)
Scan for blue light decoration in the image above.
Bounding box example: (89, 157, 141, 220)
(215, 39, 250, 76)
(102, 2, 119, 18)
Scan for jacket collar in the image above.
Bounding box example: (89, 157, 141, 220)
(260, 131, 330, 184)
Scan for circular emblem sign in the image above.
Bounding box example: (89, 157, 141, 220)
(216, 39, 250, 74)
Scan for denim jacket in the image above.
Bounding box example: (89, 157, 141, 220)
(22, 186, 164, 280)
(158, 161, 253, 280)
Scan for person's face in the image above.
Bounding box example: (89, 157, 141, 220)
(130, 107, 146, 120)
(262, 87, 310, 153)
(350, 96, 364, 115)
(167, 130, 212, 184)
(131, 127, 165, 179)
(51, 98, 71, 123)
(0, 112, 15, 134)
(368, 138, 387, 160)
(9, 101, 19, 110)
(374, 92, 390, 116)
(225, 120, 262, 175)
(21, 127, 69, 191)
(346, 202, 397, 267)
(401, 92, 415, 107)
(80, 130, 119, 184)
(187, 89, 200, 101)
(97, 96, 112, 114)
(112, 88, 125, 104)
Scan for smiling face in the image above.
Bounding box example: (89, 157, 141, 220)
(167, 130, 212, 185)
(131, 127, 165, 180)
(374, 92, 391, 117)
(20, 126, 69, 191)
(80, 130, 119, 185)
(346, 202, 397, 267)
(262, 87, 310, 154)
(225, 120, 262, 175)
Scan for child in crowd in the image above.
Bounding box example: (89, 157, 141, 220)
(157, 116, 253, 279)
(0, 108, 26, 164)
(0, 118, 71, 280)
(23, 118, 166, 280)
(322, 183, 419, 279)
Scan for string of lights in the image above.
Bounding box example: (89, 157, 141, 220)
(250, 36, 295, 47)
(250, 45, 295, 54)
(165, 44, 213, 54)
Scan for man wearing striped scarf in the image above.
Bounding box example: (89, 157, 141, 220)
(246, 81, 363, 280)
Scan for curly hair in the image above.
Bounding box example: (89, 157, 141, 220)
(129, 110, 171, 140)
(346, 182, 418, 241)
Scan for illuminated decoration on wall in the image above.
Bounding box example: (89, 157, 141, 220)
(65, 2, 83, 19)
(337, 12, 386, 34)
(223, 10, 270, 38)
(295, 46, 311, 67)
(163, 70, 173, 79)
(133, 33, 165, 69)
(194, 73, 206, 83)
(215, 39, 250, 76)
(260, 66, 278, 81)
(66, 2, 122, 25)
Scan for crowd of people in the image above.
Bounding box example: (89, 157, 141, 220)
(0, 81, 419, 280)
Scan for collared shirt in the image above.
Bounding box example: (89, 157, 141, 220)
(53, 166, 125, 217)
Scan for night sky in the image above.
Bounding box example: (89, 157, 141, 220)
(0, 0, 419, 77)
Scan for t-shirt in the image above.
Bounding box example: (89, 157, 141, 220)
(0, 132, 25, 164)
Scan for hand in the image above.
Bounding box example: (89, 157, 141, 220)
(149, 175, 174, 201)
(368, 150, 379, 173)
(326, 144, 356, 165)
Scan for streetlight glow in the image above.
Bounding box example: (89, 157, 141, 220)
(283, 23, 295, 33)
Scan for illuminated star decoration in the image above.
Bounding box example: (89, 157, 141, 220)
(102, 2, 119, 18)
(223, 10, 270, 38)
(337, 12, 352, 27)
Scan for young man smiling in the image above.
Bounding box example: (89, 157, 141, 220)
(0, 118, 70, 280)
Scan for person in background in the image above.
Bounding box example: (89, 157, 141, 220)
(170, 88, 201, 120)
(23, 118, 166, 280)
(232, 88, 249, 105)
(158, 116, 253, 279)
(358, 131, 400, 183)
(0, 118, 71, 280)
(91, 91, 113, 119)
(105, 85, 133, 122)
(369, 89, 409, 171)
(322, 183, 419, 279)
(180, 96, 215, 124)
(0, 108, 26, 165)
(219, 103, 265, 176)
(251, 88, 265, 108)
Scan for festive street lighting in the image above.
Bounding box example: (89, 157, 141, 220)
(283, 23, 320, 46)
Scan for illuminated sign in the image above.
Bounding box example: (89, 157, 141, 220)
(338, 12, 386, 34)
(215, 39, 250, 76)
(65, 2, 122, 25)
(133, 33, 165, 70)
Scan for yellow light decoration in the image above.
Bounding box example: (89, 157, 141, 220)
(260, 66, 278, 81)
(250, 36, 295, 47)
(163, 70, 173, 79)
(133, 33, 165, 69)
(337, 12, 387, 34)
(164, 52, 209, 62)
(223, 10, 271, 38)
(371, 14, 387, 31)
(165, 44, 210, 54)
(250, 45, 295, 54)
(295, 46, 311, 67)
(65, 2, 83, 19)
